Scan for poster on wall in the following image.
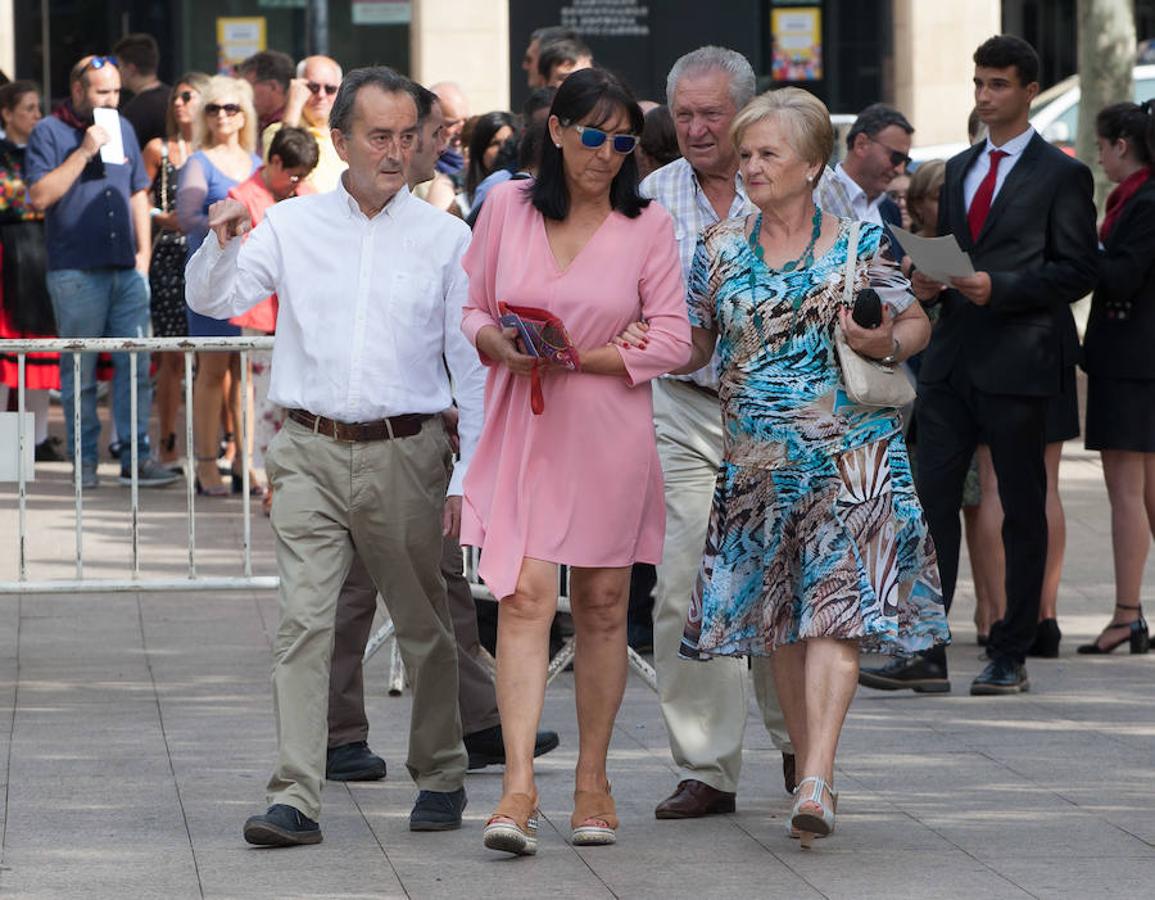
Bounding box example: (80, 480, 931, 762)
(217, 18, 267, 73)
(771, 6, 822, 81)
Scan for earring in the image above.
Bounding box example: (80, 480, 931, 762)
(555, 142, 562, 148)
(806, 174, 814, 183)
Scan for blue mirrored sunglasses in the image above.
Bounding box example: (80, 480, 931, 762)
(566, 123, 638, 154)
(87, 55, 118, 72)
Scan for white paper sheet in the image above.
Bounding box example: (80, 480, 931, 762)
(92, 107, 126, 165)
(890, 225, 975, 285)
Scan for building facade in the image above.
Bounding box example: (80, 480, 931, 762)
(2, 1, 1153, 150)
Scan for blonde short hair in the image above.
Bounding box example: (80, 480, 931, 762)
(907, 159, 946, 235)
(730, 87, 834, 170)
(192, 75, 257, 153)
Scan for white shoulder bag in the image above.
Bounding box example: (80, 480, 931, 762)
(833, 220, 917, 409)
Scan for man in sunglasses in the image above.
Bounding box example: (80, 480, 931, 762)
(826, 103, 914, 233)
(24, 54, 177, 489)
(263, 55, 345, 193)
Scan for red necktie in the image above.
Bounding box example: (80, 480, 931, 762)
(967, 149, 1008, 241)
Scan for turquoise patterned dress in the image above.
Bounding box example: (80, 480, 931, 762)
(679, 216, 950, 659)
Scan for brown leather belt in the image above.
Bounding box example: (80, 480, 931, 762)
(287, 408, 432, 442)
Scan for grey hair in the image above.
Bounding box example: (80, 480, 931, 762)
(665, 46, 756, 111)
(330, 66, 414, 135)
(296, 56, 343, 79)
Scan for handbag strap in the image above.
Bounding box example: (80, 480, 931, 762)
(842, 219, 861, 306)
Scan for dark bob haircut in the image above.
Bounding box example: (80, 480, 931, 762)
(530, 67, 648, 221)
(973, 35, 1040, 87)
(466, 110, 517, 198)
(1096, 100, 1155, 167)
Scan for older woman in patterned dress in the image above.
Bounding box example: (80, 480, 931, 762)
(621, 88, 949, 847)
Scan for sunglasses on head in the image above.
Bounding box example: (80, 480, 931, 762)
(563, 121, 639, 154)
(307, 81, 339, 97)
(870, 136, 912, 169)
(86, 55, 118, 72)
(205, 103, 242, 117)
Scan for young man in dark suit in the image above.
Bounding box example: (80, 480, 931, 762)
(859, 35, 1098, 695)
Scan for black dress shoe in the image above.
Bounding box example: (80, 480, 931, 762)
(1028, 618, 1062, 658)
(243, 803, 322, 846)
(326, 741, 387, 782)
(654, 779, 736, 819)
(409, 787, 467, 831)
(782, 752, 797, 794)
(970, 656, 1030, 695)
(463, 724, 560, 770)
(858, 653, 950, 693)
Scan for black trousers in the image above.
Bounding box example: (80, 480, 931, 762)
(914, 372, 1048, 663)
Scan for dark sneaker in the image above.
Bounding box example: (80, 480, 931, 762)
(409, 787, 467, 831)
(243, 804, 323, 846)
(35, 436, 66, 462)
(326, 741, 387, 782)
(120, 458, 181, 487)
(464, 724, 560, 770)
(970, 657, 1030, 695)
(858, 653, 950, 693)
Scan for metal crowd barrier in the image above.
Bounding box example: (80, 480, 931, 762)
(1, 336, 657, 692)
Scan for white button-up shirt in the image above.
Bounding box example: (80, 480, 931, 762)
(185, 178, 485, 495)
(641, 157, 751, 390)
(963, 126, 1036, 211)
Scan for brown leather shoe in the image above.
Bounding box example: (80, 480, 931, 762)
(654, 779, 736, 819)
(783, 752, 797, 794)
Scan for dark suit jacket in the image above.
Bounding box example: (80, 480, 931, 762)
(879, 197, 904, 258)
(1083, 179, 1155, 380)
(918, 134, 1098, 396)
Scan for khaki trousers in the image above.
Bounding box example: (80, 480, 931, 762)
(328, 533, 501, 746)
(652, 379, 792, 795)
(263, 416, 466, 820)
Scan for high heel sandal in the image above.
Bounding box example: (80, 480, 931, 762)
(571, 785, 618, 846)
(788, 787, 837, 841)
(483, 792, 540, 856)
(1077, 603, 1149, 655)
(194, 456, 230, 497)
(790, 776, 837, 849)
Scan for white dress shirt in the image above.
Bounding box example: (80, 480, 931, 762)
(640, 157, 751, 390)
(185, 178, 485, 495)
(831, 163, 885, 226)
(963, 126, 1036, 211)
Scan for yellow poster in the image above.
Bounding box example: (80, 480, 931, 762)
(217, 17, 267, 73)
(771, 7, 823, 81)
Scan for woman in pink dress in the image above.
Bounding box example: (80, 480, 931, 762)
(461, 68, 691, 856)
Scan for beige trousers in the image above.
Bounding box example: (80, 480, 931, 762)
(327, 533, 501, 746)
(263, 416, 467, 820)
(652, 379, 792, 795)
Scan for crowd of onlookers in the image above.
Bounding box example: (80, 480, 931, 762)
(2, 22, 1155, 854)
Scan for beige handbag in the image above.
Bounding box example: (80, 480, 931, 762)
(833, 220, 917, 409)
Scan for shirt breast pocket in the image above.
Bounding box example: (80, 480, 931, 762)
(393, 271, 443, 328)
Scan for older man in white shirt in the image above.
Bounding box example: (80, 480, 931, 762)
(186, 67, 483, 847)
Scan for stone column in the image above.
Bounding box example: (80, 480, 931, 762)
(892, 0, 1003, 147)
(410, 0, 510, 114)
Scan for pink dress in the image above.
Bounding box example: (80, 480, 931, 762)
(460, 181, 692, 600)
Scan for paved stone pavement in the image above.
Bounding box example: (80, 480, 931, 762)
(1, 426, 1154, 898)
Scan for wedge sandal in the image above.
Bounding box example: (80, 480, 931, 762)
(570, 786, 618, 846)
(483, 792, 540, 856)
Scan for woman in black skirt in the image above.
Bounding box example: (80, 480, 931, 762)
(1080, 101, 1155, 655)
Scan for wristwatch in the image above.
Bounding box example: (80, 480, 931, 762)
(880, 337, 901, 366)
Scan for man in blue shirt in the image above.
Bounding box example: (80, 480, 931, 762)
(25, 54, 177, 488)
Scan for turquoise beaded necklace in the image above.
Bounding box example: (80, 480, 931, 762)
(747, 205, 824, 272)
(747, 206, 824, 329)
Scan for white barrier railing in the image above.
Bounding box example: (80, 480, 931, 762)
(0, 336, 275, 594)
(1, 336, 656, 691)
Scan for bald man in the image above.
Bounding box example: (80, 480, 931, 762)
(429, 81, 469, 178)
(263, 55, 346, 192)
